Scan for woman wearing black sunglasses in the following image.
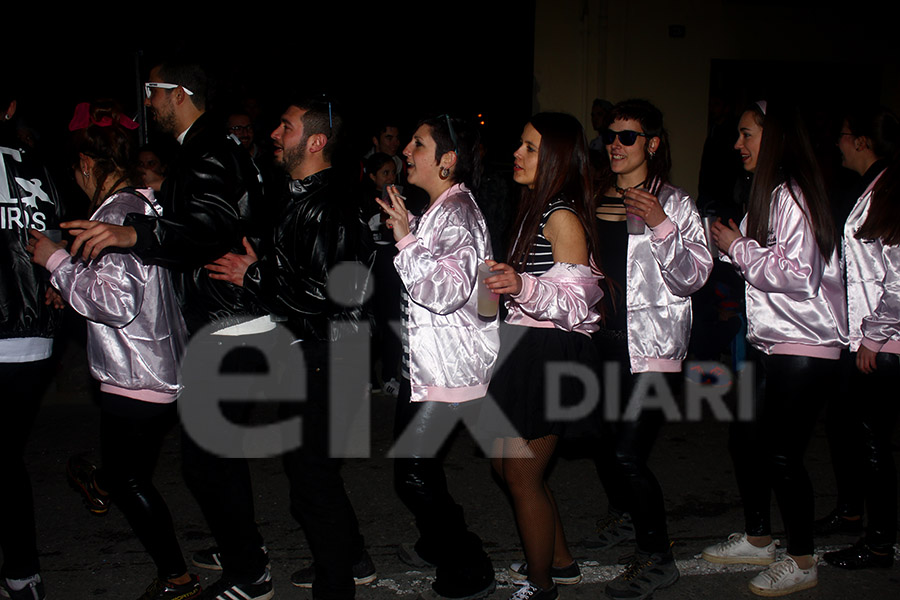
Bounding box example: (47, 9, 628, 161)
(591, 98, 712, 600)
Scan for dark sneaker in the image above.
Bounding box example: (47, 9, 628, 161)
(398, 542, 436, 568)
(191, 545, 269, 571)
(813, 509, 864, 536)
(0, 576, 45, 600)
(589, 511, 635, 550)
(605, 549, 679, 600)
(508, 581, 558, 600)
(291, 549, 378, 587)
(416, 580, 496, 600)
(824, 540, 894, 570)
(508, 560, 582, 585)
(66, 455, 110, 516)
(196, 571, 273, 600)
(136, 575, 201, 600)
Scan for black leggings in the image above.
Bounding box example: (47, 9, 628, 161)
(96, 393, 187, 580)
(729, 354, 836, 557)
(594, 369, 674, 554)
(0, 360, 50, 580)
(829, 352, 900, 547)
(392, 379, 493, 596)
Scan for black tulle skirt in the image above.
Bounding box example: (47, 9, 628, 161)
(487, 324, 603, 440)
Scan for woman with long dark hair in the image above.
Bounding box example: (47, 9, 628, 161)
(590, 98, 712, 600)
(27, 100, 197, 600)
(376, 115, 499, 600)
(485, 112, 604, 600)
(816, 105, 900, 538)
(822, 110, 900, 570)
(705, 100, 848, 596)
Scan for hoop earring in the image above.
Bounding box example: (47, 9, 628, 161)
(439, 166, 451, 180)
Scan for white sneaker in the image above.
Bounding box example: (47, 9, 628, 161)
(748, 556, 817, 597)
(701, 532, 776, 565)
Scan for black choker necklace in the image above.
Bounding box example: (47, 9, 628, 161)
(614, 179, 646, 196)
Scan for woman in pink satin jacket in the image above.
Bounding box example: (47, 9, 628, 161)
(377, 115, 499, 600)
(707, 100, 847, 597)
(484, 112, 604, 600)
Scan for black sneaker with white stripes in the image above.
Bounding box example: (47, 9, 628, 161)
(196, 570, 273, 600)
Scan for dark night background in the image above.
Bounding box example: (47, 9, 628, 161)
(7, 3, 536, 207)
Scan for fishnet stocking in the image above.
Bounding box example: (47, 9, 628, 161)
(493, 435, 572, 589)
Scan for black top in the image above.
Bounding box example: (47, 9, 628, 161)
(523, 197, 576, 276)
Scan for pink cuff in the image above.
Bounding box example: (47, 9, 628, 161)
(46, 249, 71, 273)
(861, 337, 885, 353)
(510, 272, 536, 303)
(727, 236, 745, 257)
(395, 233, 416, 251)
(650, 217, 676, 240)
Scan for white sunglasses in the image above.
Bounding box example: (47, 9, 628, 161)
(144, 82, 195, 98)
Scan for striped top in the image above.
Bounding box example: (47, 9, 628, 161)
(523, 198, 578, 276)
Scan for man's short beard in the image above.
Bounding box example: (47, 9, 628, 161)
(280, 135, 308, 175)
(152, 107, 178, 137)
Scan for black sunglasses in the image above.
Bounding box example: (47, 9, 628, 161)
(602, 129, 650, 146)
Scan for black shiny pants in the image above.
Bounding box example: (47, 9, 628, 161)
(594, 364, 675, 555)
(97, 393, 187, 580)
(0, 360, 49, 580)
(829, 352, 900, 547)
(729, 354, 836, 557)
(392, 379, 494, 598)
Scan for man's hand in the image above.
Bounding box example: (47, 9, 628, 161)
(205, 237, 258, 287)
(62, 220, 137, 260)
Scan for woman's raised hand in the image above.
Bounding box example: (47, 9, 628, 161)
(623, 187, 666, 228)
(374, 184, 410, 242)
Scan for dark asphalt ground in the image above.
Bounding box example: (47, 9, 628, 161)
(8, 338, 900, 599)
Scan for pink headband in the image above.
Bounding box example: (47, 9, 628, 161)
(68, 102, 139, 131)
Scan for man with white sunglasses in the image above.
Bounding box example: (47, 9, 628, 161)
(62, 57, 272, 600)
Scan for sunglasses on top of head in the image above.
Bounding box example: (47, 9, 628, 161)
(602, 129, 650, 146)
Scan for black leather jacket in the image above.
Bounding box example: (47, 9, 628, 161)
(125, 113, 265, 334)
(243, 168, 374, 343)
(1, 141, 63, 340)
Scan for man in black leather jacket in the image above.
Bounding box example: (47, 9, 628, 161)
(1, 90, 63, 600)
(62, 59, 274, 599)
(206, 97, 375, 600)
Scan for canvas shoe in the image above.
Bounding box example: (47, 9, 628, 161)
(748, 556, 817, 597)
(508, 560, 582, 584)
(508, 580, 558, 600)
(702, 532, 776, 566)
